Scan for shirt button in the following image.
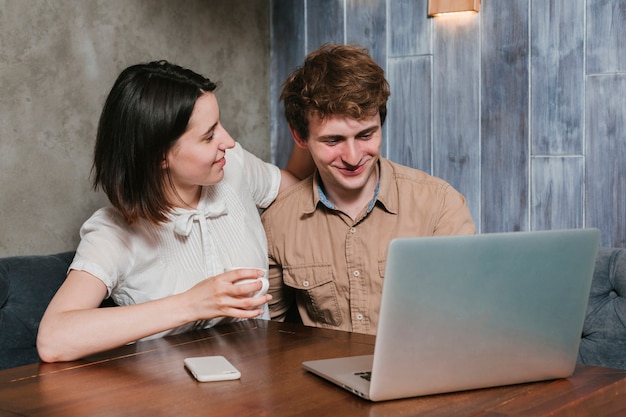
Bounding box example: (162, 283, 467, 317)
(350, 227, 356, 233)
(302, 280, 310, 287)
(356, 313, 364, 320)
(353, 270, 360, 277)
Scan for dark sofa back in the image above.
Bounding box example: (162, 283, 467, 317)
(0, 252, 75, 370)
(578, 247, 626, 369)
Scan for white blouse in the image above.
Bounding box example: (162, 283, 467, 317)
(70, 142, 280, 339)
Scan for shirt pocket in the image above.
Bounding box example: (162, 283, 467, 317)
(283, 264, 343, 327)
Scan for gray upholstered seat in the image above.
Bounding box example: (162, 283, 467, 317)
(0, 251, 116, 370)
(578, 247, 626, 369)
(0, 252, 75, 370)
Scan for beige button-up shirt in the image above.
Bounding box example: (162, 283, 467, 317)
(261, 157, 475, 334)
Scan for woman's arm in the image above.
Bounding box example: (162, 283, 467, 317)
(37, 268, 270, 362)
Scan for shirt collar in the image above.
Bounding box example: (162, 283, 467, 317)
(170, 186, 229, 236)
(305, 159, 397, 215)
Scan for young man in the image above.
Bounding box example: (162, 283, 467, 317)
(262, 44, 475, 335)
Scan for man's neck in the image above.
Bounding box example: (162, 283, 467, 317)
(319, 165, 380, 220)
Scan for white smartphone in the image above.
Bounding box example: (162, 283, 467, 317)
(184, 356, 241, 382)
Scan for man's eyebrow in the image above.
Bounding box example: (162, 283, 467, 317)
(357, 125, 379, 136)
(319, 134, 345, 140)
(317, 125, 379, 140)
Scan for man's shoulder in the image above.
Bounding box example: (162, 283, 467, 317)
(262, 176, 314, 216)
(382, 158, 450, 188)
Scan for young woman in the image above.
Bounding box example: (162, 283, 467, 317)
(37, 61, 308, 362)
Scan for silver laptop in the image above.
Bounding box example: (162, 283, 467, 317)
(302, 229, 600, 401)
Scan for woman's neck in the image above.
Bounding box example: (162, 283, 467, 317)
(168, 185, 202, 209)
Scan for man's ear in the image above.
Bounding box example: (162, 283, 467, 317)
(289, 126, 308, 150)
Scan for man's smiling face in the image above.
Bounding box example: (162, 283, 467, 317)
(293, 112, 382, 204)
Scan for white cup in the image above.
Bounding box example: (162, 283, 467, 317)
(226, 267, 269, 297)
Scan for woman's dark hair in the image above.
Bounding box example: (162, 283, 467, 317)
(92, 60, 217, 224)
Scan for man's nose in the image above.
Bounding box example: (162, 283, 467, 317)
(341, 139, 360, 165)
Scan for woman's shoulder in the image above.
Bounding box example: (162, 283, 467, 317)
(81, 206, 127, 233)
(79, 206, 142, 252)
(225, 142, 275, 173)
(221, 142, 280, 206)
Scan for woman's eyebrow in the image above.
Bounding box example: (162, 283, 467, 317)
(204, 122, 218, 135)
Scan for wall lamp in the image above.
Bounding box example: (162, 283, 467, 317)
(428, 0, 480, 17)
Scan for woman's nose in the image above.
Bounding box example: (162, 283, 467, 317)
(219, 129, 236, 150)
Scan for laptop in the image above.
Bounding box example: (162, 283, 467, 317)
(302, 228, 600, 401)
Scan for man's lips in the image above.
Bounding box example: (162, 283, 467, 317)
(337, 163, 366, 176)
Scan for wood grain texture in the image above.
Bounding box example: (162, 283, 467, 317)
(531, 157, 584, 230)
(307, 0, 345, 50)
(270, 0, 305, 168)
(346, 0, 387, 68)
(389, 0, 431, 57)
(531, 0, 585, 155)
(586, 0, 626, 74)
(433, 13, 481, 227)
(387, 56, 432, 172)
(2, 321, 626, 416)
(481, 0, 529, 233)
(585, 75, 626, 247)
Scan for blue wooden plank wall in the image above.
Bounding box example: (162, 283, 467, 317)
(270, 0, 626, 248)
(433, 11, 481, 228)
(481, 0, 529, 233)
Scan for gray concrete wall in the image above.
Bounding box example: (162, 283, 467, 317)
(0, 0, 270, 257)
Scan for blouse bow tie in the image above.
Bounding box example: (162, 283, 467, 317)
(173, 201, 228, 237)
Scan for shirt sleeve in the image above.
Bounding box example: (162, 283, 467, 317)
(229, 142, 281, 209)
(70, 207, 133, 296)
(434, 184, 476, 236)
(265, 233, 295, 322)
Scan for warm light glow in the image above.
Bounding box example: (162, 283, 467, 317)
(428, 0, 480, 17)
(430, 10, 478, 17)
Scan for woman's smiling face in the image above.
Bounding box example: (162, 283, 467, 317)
(164, 91, 235, 207)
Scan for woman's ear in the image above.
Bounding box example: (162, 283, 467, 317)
(289, 126, 308, 150)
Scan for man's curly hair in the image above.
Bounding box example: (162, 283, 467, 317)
(280, 44, 390, 140)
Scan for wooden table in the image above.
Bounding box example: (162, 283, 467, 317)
(1, 320, 625, 416)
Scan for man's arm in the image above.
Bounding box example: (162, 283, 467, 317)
(266, 255, 295, 322)
(434, 186, 476, 236)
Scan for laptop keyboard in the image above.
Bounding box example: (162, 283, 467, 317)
(355, 371, 371, 381)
